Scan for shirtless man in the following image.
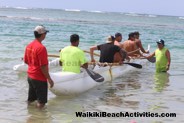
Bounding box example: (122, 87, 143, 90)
(134, 31, 149, 54)
(114, 32, 123, 46)
(122, 32, 140, 57)
(113, 32, 130, 61)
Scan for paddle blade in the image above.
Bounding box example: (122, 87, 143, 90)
(85, 69, 104, 82)
(123, 62, 142, 69)
(147, 57, 156, 63)
(147, 44, 150, 51)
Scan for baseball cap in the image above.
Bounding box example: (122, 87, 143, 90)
(128, 32, 135, 38)
(115, 32, 122, 38)
(34, 25, 49, 34)
(134, 31, 141, 35)
(156, 39, 165, 46)
(106, 35, 115, 43)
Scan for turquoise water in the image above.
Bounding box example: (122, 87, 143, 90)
(0, 7, 184, 123)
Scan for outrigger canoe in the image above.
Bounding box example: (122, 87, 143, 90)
(49, 59, 146, 96)
(13, 58, 60, 72)
(13, 45, 152, 96)
(14, 58, 147, 96)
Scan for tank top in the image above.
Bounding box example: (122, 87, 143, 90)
(155, 47, 168, 72)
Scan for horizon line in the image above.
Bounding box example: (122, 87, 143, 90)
(0, 6, 183, 17)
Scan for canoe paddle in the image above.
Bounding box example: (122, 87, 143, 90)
(123, 62, 142, 69)
(85, 68, 104, 82)
(144, 44, 156, 63)
(147, 56, 156, 63)
(88, 62, 142, 69)
(107, 62, 142, 69)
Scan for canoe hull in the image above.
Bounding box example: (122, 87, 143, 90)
(13, 57, 148, 96)
(49, 59, 144, 96)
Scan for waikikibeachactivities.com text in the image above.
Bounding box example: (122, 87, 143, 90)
(76, 112, 176, 118)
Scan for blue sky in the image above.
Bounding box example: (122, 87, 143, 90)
(1, 0, 184, 16)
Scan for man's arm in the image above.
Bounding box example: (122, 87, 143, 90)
(90, 46, 98, 62)
(59, 50, 63, 66)
(59, 61, 62, 66)
(81, 63, 88, 69)
(136, 40, 149, 53)
(24, 56, 28, 64)
(24, 48, 28, 64)
(41, 65, 54, 88)
(146, 52, 155, 59)
(166, 50, 171, 71)
(114, 41, 121, 47)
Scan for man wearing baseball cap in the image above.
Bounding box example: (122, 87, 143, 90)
(24, 25, 54, 109)
(147, 39, 171, 72)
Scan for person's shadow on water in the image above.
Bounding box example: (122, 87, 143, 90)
(154, 72, 170, 92)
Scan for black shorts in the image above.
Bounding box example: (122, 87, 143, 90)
(27, 77, 48, 104)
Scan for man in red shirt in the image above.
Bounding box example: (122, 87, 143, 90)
(24, 25, 54, 109)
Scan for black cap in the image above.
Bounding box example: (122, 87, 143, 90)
(128, 32, 134, 38)
(156, 39, 165, 46)
(115, 32, 122, 38)
(134, 31, 140, 36)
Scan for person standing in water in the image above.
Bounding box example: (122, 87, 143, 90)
(24, 25, 54, 109)
(147, 39, 171, 72)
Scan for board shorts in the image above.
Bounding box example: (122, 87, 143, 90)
(27, 77, 48, 104)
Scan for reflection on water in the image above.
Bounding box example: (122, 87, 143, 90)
(154, 72, 169, 92)
(100, 88, 123, 107)
(26, 105, 52, 123)
(99, 72, 141, 108)
(148, 72, 170, 111)
(26, 96, 85, 123)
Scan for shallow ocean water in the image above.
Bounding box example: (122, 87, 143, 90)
(0, 7, 184, 123)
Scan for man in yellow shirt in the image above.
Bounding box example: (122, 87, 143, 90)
(60, 34, 88, 73)
(147, 39, 171, 72)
